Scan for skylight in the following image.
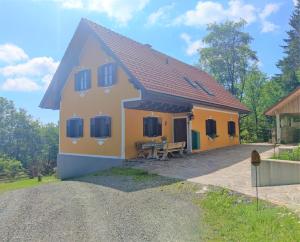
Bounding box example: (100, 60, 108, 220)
(184, 77, 214, 96)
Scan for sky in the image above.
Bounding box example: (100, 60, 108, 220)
(0, 0, 296, 124)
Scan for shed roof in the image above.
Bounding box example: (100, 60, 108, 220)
(265, 87, 300, 116)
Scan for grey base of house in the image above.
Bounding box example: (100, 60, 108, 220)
(57, 153, 123, 179)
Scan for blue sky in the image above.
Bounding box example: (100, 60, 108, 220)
(0, 0, 296, 123)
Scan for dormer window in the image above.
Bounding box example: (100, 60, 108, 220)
(184, 77, 214, 96)
(98, 63, 117, 87)
(75, 69, 91, 91)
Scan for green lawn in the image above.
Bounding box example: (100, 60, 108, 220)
(0, 176, 59, 194)
(197, 188, 300, 241)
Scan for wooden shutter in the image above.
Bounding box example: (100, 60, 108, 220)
(98, 66, 104, 86)
(75, 72, 80, 91)
(156, 118, 162, 136)
(67, 120, 71, 137)
(212, 120, 217, 135)
(232, 122, 236, 135)
(90, 118, 95, 137)
(111, 63, 117, 84)
(205, 120, 210, 135)
(78, 119, 83, 137)
(105, 116, 112, 137)
(86, 69, 91, 89)
(143, 117, 149, 137)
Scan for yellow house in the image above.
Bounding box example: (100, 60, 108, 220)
(40, 19, 249, 179)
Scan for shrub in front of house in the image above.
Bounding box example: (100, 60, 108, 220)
(0, 154, 24, 179)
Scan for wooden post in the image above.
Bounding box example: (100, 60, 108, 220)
(276, 113, 281, 144)
(251, 150, 261, 211)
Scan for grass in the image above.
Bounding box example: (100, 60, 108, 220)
(197, 188, 300, 242)
(93, 167, 158, 181)
(0, 176, 59, 194)
(272, 146, 300, 161)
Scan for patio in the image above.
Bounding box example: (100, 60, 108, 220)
(129, 143, 300, 213)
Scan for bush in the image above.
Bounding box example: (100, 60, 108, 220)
(0, 154, 24, 178)
(273, 146, 300, 161)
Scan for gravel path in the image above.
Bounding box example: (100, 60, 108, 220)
(0, 175, 203, 242)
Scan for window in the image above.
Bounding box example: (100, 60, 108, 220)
(98, 63, 117, 87)
(228, 121, 236, 136)
(206, 119, 217, 138)
(66, 118, 83, 138)
(143, 117, 162, 137)
(75, 69, 91, 91)
(90, 116, 111, 138)
(184, 77, 214, 96)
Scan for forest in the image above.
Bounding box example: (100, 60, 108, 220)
(0, 2, 299, 178)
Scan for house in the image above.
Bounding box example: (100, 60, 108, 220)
(40, 19, 249, 179)
(265, 87, 300, 144)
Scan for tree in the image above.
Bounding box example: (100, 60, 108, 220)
(199, 20, 257, 100)
(39, 123, 59, 175)
(242, 67, 266, 139)
(0, 97, 59, 176)
(240, 68, 285, 142)
(277, 0, 300, 93)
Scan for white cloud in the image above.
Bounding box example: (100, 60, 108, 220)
(0, 44, 28, 64)
(175, 0, 256, 27)
(147, 3, 174, 26)
(41, 74, 54, 90)
(1, 77, 41, 92)
(0, 57, 59, 77)
(259, 3, 280, 19)
(0, 44, 59, 92)
(174, 1, 280, 33)
(180, 33, 204, 56)
(293, 0, 298, 6)
(261, 20, 278, 33)
(59, 0, 83, 9)
(57, 0, 150, 24)
(259, 3, 280, 33)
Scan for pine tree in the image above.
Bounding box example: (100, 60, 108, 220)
(277, 0, 300, 93)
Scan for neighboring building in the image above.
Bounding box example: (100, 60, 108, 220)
(40, 19, 249, 179)
(265, 87, 300, 144)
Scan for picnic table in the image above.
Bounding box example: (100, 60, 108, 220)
(136, 142, 163, 159)
(136, 141, 186, 160)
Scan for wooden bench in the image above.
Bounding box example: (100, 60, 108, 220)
(158, 141, 186, 160)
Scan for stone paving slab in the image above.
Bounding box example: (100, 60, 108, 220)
(131, 144, 300, 214)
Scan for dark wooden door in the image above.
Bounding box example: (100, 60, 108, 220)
(174, 118, 187, 147)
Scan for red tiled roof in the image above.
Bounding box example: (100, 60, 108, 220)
(40, 19, 249, 113)
(85, 19, 249, 112)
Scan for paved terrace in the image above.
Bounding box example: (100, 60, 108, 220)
(130, 144, 300, 213)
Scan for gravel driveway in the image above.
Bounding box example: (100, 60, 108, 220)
(0, 174, 203, 242)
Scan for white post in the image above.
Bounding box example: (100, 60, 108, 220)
(187, 117, 192, 153)
(276, 113, 281, 143)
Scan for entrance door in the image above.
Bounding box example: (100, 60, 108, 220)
(174, 118, 187, 148)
